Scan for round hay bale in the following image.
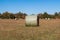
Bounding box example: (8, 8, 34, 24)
(25, 15, 39, 26)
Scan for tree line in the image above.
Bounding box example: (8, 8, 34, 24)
(0, 11, 60, 19)
(38, 12, 60, 19)
(0, 11, 27, 19)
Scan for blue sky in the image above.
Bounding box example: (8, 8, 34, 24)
(0, 0, 60, 15)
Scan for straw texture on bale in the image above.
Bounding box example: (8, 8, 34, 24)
(25, 15, 39, 26)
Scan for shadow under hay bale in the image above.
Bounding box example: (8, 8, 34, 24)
(25, 15, 39, 27)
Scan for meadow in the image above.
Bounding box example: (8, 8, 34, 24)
(0, 19, 60, 40)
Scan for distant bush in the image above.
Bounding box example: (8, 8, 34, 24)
(0, 11, 27, 19)
(0, 11, 60, 19)
(38, 12, 60, 19)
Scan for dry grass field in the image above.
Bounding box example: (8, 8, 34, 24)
(0, 19, 60, 40)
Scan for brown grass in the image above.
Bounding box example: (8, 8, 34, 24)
(0, 19, 60, 40)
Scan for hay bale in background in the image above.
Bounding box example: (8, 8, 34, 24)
(25, 15, 39, 26)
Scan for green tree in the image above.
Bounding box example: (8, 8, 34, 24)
(54, 12, 58, 16)
(0, 13, 2, 18)
(15, 12, 27, 19)
(24, 13, 27, 16)
(1, 11, 15, 19)
(22, 13, 27, 19)
(38, 13, 43, 19)
(43, 12, 49, 18)
(57, 12, 60, 18)
(9, 13, 15, 19)
(15, 12, 23, 18)
(2, 12, 11, 19)
(54, 12, 60, 19)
